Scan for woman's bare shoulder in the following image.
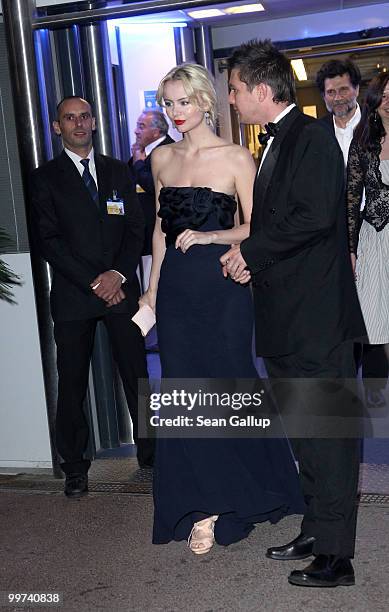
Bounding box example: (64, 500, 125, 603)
(217, 142, 255, 170)
(228, 142, 253, 159)
(152, 141, 182, 164)
(152, 142, 173, 158)
(151, 143, 174, 169)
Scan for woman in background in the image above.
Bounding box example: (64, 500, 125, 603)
(347, 73, 389, 368)
(141, 63, 304, 555)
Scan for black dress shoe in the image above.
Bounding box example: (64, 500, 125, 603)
(266, 532, 315, 560)
(365, 388, 386, 408)
(288, 555, 355, 587)
(138, 460, 154, 469)
(64, 474, 88, 498)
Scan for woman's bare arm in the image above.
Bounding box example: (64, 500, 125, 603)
(139, 148, 167, 311)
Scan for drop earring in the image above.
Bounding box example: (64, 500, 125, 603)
(204, 111, 211, 126)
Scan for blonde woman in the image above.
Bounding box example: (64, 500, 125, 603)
(140, 64, 303, 554)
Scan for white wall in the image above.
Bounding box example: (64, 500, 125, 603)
(0, 253, 52, 469)
(109, 22, 180, 150)
(212, 3, 389, 50)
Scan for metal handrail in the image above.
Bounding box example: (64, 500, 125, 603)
(33, 0, 227, 29)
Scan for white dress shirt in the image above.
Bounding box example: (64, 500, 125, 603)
(144, 135, 166, 157)
(333, 104, 361, 166)
(259, 103, 296, 173)
(332, 104, 365, 210)
(64, 146, 98, 186)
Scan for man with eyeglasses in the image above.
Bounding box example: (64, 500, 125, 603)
(316, 60, 389, 410)
(31, 96, 154, 497)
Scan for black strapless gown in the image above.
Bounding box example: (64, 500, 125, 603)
(153, 187, 304, 545)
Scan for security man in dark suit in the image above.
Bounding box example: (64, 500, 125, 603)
(31, 96, 154, 497)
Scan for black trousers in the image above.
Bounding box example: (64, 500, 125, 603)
(264, 340, 360, 558)
(54, 312, 154, 475)
(358, 344, 388, 391)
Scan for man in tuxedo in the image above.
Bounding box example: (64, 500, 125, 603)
(31, 96, 154, 497)
(316, 59, 388, 409)
(222, 40, 366, 587)
(128, 110, 174, 258)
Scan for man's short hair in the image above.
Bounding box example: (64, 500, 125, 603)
(56, 96, 93, 119)
(228, 38, 296, 104)
(315, 60, 361, 95)
(142, 109, 169, 136)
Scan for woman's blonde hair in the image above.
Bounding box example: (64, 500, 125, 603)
(156, 63, 217, 126)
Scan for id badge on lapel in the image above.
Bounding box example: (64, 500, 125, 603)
(106, 190, 125, 215)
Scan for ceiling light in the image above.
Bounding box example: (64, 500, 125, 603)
(187, 9, 224, 18)
(291, 59, 307, 81)
(224, 3, 265, 14)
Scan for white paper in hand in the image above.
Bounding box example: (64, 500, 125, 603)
(131, 304, 156, 337)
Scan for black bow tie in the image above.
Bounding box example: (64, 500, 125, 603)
(258, 122, 279, 146)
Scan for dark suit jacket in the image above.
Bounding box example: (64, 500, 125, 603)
(240, 107, 366, 357)
(128, 135, 174, 255)
(318, 112, 336, 137)
(31, 150, 145, 322)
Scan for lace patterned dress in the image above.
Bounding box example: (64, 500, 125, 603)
(152, 186, 304, 546)
(347, 141, 389, 344)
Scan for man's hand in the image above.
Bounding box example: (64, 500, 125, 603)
(131, 143, 146, 162)
(235, 269, 252, 284)
(91, 271, 123, 302)
(220, 245, 250, 282)
(106, 287, 126, 307)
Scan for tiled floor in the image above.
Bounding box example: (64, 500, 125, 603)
(91, 454, 389, 496)
(1, 451, 388, 500)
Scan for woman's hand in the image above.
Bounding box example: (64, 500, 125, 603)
(139, 289, 156, 312)
(350, 253, 357, 281)
(175, 229, 216, 253)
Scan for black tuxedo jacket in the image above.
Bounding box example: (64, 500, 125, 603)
(240, 107, 366, 357)
(31, 150, 145, 322)
(318, 112, 336, 137)
(128, 135, 174, 254)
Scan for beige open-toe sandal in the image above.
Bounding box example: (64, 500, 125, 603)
(187, 515, 219, 555)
